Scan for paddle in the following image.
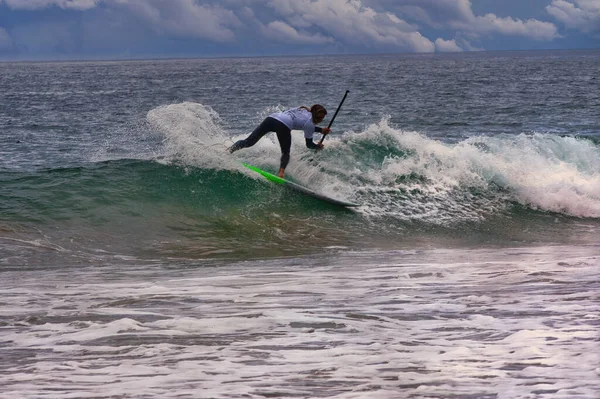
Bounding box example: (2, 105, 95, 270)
(318, 90, 349, 145)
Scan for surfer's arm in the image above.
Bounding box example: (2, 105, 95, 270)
(303, 123, 328, 150)
(313, 127, 331, 135)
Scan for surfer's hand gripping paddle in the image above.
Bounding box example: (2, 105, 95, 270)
(318, 90, 349, 146)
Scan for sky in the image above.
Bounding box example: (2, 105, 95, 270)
(0, 0, 598, 60)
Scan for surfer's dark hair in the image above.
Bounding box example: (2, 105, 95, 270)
(300, 104, 327, 123)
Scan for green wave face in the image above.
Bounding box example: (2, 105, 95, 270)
(0, 160, 365, 259)
(2, 149, 600, 262)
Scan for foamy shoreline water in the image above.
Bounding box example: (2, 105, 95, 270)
(2, 246, 599, 398)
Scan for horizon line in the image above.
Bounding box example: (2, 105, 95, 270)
(1, 47, 599, 64)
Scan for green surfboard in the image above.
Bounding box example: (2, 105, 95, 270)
(242, 163, 359, 207)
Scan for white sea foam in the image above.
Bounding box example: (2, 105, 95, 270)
(1, 246, 599, 398)
(316, 118, 600, 219)
(146, 102, 239, 170)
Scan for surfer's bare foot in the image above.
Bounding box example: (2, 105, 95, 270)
(278, 168, 285, 178)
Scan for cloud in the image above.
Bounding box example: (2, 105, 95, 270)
(0, 27, 11, 49)
(469, 14, 560, 41)
(2, 0, 99, 10)
(263, 20, 335, 44)
(435, 38, 462, 52)
(0, 0, 439, 52)
(0, 0, 590, 58)
(110, 0, 241, 42)
(264, 0, 435, 52)
(547, 0, 600, 34)
(371, 0, 560, 41)
(1, 0, 241, 43)
(454, 36, 484, 51)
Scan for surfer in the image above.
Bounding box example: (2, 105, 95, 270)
(228, 105, 331, 178)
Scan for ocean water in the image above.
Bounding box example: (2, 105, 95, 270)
(1, 50, 599, 398)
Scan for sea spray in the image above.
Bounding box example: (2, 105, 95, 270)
(307, 118, 600, 220)
(147, 102, 238, 171)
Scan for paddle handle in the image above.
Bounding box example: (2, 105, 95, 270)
(319, 90, 349, 145)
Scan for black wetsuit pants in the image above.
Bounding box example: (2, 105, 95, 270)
(230, 117, 291, 170)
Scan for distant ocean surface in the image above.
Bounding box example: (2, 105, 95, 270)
(1, 50, 599, 398)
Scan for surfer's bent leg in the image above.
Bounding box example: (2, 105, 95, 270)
(229, 117, 279, 153)
(275, 126, 292, 170)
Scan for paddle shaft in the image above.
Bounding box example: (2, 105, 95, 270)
(318, 90, 349, 145)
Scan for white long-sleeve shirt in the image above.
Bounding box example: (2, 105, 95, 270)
(270, 108, 320, 140)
